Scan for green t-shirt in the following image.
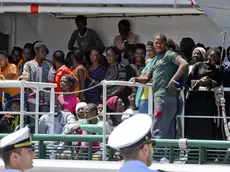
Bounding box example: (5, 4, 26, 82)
(148, 50, 180, 97)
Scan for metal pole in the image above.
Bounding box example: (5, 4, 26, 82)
(50, 88, 55, 134)
(20, 82, 24, 129)
(180, 89, 185, 138)
(102, 80, 107, 161)
(148, 86, 153, 132)
(148, 86, 153, 116)
(35, 88, 39, 134)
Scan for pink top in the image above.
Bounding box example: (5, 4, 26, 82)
(57, 94, 80, 114)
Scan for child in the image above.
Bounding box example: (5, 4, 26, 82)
(0, 100, 20, 133)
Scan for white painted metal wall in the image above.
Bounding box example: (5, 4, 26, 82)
(0, 14, 230, 59)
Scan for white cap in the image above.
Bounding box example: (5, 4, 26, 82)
(0, 126, 32, 151)
(108, 114, 152, 149)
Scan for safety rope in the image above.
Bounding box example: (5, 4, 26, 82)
(16, 112, 104, 132)
(214, 86, 230, 140)
(26, 81, 102, 95)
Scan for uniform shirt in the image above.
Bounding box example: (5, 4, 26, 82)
(2, 169, 22, 172)
(119, 160, 159, 172)
(0, 63, 20, 97)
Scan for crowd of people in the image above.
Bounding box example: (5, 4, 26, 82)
(0, 15, 230, 148)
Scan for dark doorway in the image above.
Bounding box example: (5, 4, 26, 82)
(0, 32, 9, 53)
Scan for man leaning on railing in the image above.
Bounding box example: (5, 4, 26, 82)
(129, 33, 188, 139)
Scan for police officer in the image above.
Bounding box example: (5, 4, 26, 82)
(0, 126, 35, 172)
(108, 114, 159, 172)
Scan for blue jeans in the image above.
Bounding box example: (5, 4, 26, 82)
(4, 93, 21, 109)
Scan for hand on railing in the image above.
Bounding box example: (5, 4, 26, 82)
(18, 72, 29, 80)
(129, 77, 136, 83)
(71, 124, 81, 134)
(0, 75, 5, 80)
(3, 114, 15, 119)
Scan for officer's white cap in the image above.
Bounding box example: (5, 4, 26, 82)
(108, 114, 152, 149)
(0, 126, 32, 151)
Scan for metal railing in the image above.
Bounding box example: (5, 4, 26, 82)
(179, 86, 230, 138)
(0, 134, 229, 164)
(101, 80, 153, 161)
(0, 80, 56, 134)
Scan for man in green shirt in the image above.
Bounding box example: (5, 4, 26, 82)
(130, 34, 188, 139)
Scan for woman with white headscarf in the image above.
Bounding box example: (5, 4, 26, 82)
(185, 47, 222, 140)
(189, 47, 206, 73)
(75, 102, 87, 119)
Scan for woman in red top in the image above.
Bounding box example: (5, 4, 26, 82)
(52, 50, 76, 93)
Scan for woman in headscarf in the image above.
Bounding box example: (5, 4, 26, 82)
(189, 47, 206, 73)
(185, 47, 222, 140)
(75, 102, 87, 119)
(106, 96, 125, 127)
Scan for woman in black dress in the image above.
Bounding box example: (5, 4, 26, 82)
(185, 47, 222, 140)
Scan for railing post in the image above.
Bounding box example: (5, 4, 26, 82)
(108, 147, 115, 161)
(20, 81, 25, 129)
(148, 85, 153, 116)
(38, 140, 46, 159)
(169, 146, 174, 163)
(50, 87, 55, 134)
(198, 146, 207, 164)
(88, 142, 93, 160)
(102, 80, 107, 161)
(180, 88, 185, 138)
(35, 88, 39, 134)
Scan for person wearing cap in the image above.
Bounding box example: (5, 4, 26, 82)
(23, 42, 51, 124)
(0, 126, 35, 172)
(108, 114, 159, 172)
